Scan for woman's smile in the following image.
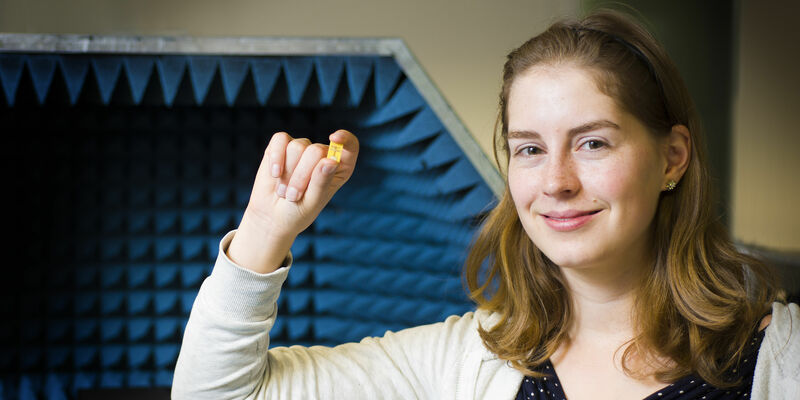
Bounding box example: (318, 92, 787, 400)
(540, 209, 602, 232)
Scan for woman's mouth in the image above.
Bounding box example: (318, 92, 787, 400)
(541, 209, 601, 232)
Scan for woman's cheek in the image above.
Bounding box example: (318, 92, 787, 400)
(508, 167, 538, 205)
(581, 160, 629, 201)
(590, 154, 661, 218)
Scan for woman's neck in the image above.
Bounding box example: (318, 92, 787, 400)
(560, 255, 647, 340)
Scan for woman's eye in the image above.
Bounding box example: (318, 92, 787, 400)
(519, 146, 543, 156)
(582, 140, 606, 150)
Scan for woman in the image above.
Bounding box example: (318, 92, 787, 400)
(172, 10, 799, 400)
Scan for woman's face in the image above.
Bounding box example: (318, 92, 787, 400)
(506, 66, 668, 271)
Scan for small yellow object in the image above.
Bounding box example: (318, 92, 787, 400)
(327, 141, 343, 162)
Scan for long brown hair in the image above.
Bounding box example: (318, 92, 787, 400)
(465, 9, 781, 387)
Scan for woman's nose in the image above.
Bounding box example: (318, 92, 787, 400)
(542, 154, 580, 198)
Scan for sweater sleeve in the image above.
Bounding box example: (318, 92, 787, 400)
(171, 230, 479, 400)
(171, 230, 291, 399)
(751, 302, 800, 400)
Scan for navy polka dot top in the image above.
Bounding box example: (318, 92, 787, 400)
(515, 329, 765, 400)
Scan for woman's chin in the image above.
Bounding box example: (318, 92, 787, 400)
(538, 249, 600, 270)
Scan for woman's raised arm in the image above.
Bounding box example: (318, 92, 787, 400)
(172, 130, 361, 398)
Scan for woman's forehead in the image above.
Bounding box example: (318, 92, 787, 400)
(506, 66, 622, 132)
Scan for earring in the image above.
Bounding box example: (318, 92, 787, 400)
(665, 180, 677, 191)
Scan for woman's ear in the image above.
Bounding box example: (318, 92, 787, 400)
(663, 124, 691, 187)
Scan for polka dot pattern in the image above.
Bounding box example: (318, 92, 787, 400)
(515, 329, 765, 400)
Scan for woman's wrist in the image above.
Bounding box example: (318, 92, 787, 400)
(226, 209, 296, 274)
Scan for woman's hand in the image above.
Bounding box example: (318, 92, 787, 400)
(227, 130, 359, 273)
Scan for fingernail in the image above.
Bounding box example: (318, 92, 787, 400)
(271, 163, 280, 178)
(277, 183, 287, 197)
(285, 186, 299, 202)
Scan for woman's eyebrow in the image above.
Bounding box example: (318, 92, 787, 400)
(507, 130, 541, 140)
(568, 119, 620, 135)
(508, 119, 620, 140)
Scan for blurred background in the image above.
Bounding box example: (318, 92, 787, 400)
(1, 0, 797, 398)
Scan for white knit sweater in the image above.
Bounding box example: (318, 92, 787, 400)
(172, 231, 800, 399)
